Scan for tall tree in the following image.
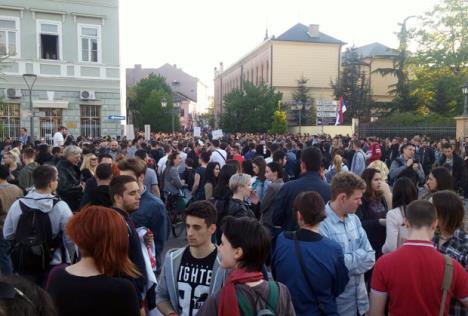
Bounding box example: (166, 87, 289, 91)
(128, 74, 179, 131)
(373, 16, 418, 112)
(414, 0, 467, 76)
(220, 81, 282, 133)
(332, 46, 372, 121)
(292, 76, 316, 126)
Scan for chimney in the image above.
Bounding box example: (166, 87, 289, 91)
(307, 24, 319, 38)
(135, 64, 142, 70)
(219, 62, 224, 72)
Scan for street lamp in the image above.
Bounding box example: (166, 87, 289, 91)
(172, 102, 180, 134)
(290, 98, 312, 135)
(462, 82, 468, 116)
(22, 74, 37, 141)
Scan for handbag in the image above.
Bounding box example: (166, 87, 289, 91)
(293, 231, 327, 316)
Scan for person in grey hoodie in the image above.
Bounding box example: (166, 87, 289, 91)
(156, 201, 226, 316)
(3, 165, 75, 284)
(350, 140, 366, 177)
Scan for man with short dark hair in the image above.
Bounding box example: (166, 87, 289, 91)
(18, 147, 39, 191)
(19, 128, 32, 146)
(320, 172, 375, 316)
(369, 200, 468, 316)
(439, 142, 466, 194)
(272, 147, 331, 232)
(82, 163, 113, 207)
(209, 139, 227, 168)
(110, 175, 147, 313)
(118, 158, 167, 273)
(3, 165, 75, 284)
(156, 201, 226, 316)
(389, 143, 425, 185)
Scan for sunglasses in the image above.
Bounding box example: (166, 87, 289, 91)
(0, 282, 34, 307)
(90, 158, 98, 161)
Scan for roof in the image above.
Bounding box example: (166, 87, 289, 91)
(354, 42, 398, 58)
(275, 23, 345, 44)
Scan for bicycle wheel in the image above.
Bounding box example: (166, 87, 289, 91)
(171, 212, 185, 237)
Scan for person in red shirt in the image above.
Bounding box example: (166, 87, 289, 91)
(369, 200, 468, 316)
(229, 144, 244, 164)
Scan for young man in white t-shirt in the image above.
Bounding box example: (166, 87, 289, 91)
(53, 126, 65, 147)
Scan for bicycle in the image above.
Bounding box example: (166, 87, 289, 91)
(164, 191, 187, 238)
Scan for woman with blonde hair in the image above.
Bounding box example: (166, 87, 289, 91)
(367, 160, 390, 183)
(325, 154, 348, 183)
(47, 205, 140, 316)
(80, 153, 98, 182)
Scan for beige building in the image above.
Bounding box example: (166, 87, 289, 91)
(353, 42, 398, 103)
(214, 23, 345, 126)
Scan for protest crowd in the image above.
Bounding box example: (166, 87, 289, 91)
(0, 126, 467, 316)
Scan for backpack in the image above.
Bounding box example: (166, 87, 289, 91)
(10, 198, 62, 275)
(237, 281, 279, 316)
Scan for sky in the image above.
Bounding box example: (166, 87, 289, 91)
(119, 0, 440, 98)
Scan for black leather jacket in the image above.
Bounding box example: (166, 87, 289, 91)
(56, 159, 83, 211)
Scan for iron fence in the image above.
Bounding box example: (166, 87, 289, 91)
(358, 126, 456, 140)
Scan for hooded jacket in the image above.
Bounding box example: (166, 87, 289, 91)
(3, 190, 75, 264)
(17, 162, 39, 191)
(155, 247, 227, 315)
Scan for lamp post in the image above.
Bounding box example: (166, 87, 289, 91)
(291, 98, 312, 135)
(462, 82, 468, 116)
(161, 98, 180, 134)
(22, 74, 37, 141)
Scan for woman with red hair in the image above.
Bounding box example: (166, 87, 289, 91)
(47, 205, 140, 316)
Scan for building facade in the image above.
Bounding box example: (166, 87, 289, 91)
(214, 23, 345, 127)
(0, 0, 121, 142)
(126, 63, 210, 131)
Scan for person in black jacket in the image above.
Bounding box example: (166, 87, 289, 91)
(56, 145, 83, 212)
(439, 143, 466, 195)
(420, 139, 436, 177)
(110, 175, 147, 313)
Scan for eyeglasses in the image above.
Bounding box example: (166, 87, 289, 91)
(90, 158, 97, 161)
(0, 281, 34, 307)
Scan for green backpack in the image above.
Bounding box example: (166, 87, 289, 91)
(236, 281, 279, 316)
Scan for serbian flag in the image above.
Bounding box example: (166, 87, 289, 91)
(335, 96, 347, 125)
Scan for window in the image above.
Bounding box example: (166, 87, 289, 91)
(40, 108, 63, 144)
(79, 25, 101, 63)
(80, 105, 101, 138)
(180, 109, 185, 117)
(38, 21, 61, 60)
(0, 18, 18, 57)
(0, 103, 20, 139)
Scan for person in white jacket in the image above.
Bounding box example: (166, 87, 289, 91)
(381, 177, 418, 254)
(3, 165, 75, 284)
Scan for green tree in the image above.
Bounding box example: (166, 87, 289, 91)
(292, 76, 316, 125)
(332, 46, 372, 121)
(269, 110, 288, 134)
(128, 74, 179, 132)
(414, 0, 467, 76)
(220, 81, 282, 133)
(374, 16, 418, 112)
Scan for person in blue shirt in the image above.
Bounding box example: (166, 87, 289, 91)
(272, 146, 331, 233)
(320, 172, 375, 316)
(272, 191, 349, 316)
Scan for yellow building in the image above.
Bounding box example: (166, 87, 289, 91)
(213, 23, 345, 126)
(352, 42, 398, 103)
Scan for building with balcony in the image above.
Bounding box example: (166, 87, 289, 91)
(214, 23, 345, 127)
(0, 0, 121, 141)
(126, 63, 210, 131)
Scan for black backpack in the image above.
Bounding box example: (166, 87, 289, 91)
(10, 198, 61, 275)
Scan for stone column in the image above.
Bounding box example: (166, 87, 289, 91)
(455, 116, 468, 141)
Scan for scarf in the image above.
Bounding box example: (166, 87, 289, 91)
(218, 268, 264, 316)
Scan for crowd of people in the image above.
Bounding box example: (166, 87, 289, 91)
(0, 126, 467, 316)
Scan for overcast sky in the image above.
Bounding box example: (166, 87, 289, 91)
(119, 0, 440, 97)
